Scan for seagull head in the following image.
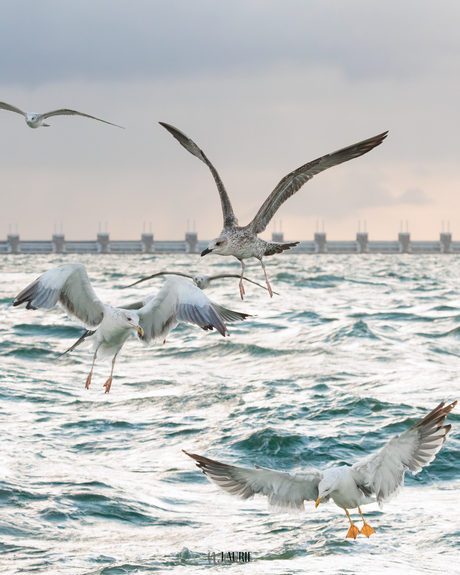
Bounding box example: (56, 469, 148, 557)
(201, 236, 230, 257)
(315, 470, 345, 508)
(192, 275, 208, 289)
(25, 113, 42, 128)
(121, 311, 144, 336)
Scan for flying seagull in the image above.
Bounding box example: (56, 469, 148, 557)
(184, 400, 456, 539)
(0, 101, 124, 129)
(124, 270, 278, 295)
(160, 122, 388, 299)
(13, 264, 249, 392)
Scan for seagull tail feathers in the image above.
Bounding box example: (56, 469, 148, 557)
(264, 241, 299, 257)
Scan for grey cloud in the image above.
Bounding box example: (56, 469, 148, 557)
(1, 1, 460, 87)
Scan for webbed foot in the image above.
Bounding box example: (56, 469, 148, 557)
(346, 524, 360, 539)
(239, 280, 245, 300)
(360, 523, 376, 538)
(103, 377, 113, 393)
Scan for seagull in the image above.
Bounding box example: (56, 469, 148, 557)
(0, 101, 124, 129)
(184, 400, 456, 539)
(124, 270, 278, 295)
(13, 264, 249, 392)
(160, 122, 388, 299)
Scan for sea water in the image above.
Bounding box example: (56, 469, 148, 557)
(0, 254, 459, 574)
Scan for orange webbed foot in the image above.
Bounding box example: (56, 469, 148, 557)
(346, 524, 360, 539)
(360, 523, 376, 538)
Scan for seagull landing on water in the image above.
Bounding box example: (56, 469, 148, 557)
(160, 122, 388, 299)
(13, 264, 249, 393)
(123, 270, 278, 295)
(184, 400, 456, 539)
(0, 101, 124, 129)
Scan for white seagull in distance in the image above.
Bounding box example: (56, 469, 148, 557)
(13, 264, 249, 393)
(0, 101, 124, 129)
(160, 122, 388, 299)
(124, 270, 278, 295)
(184, 400, 456, 539)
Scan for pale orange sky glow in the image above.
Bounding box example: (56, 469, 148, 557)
(1, 1, 460, 242)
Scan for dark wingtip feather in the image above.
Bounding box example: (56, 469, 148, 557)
(413, 400, 457, 431)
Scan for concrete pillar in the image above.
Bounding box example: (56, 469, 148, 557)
(356, 232, 369, 253)
(272, 232, 284, 242)
(141, 233, 154, 253)
(440, 232, 452, 253)
(315, 232, 327, 253)
(97, 233, 110, 254)
(52, 234, 65, 253)
(398, 232, 410, 253)
(185, 232, 198, 254)
(7, 234, 20, 254)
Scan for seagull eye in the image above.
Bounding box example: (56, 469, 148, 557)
(216, 242, 222, 246)
(127, 317, 132, 321)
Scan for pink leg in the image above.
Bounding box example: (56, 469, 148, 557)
(103, 353, 118, 393)
(238, 259, 246, 300)
(260, 259, 273, 298)
(85, 349, 98, 389)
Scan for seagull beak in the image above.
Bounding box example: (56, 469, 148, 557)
(315, 497, 323, 508)
(135, 326, 144, 336)
(201, 248, 212, 257)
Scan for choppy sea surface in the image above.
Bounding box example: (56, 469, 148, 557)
(1, 254, 459, 574)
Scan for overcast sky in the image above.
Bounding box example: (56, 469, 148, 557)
(1, 0, 460, 241)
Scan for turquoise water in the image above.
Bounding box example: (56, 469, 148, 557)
(1, 254, 459, 574)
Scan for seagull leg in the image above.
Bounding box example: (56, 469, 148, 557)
(358, 507, 375, 538)
(259, 259, 273, 298)
(85, 349, 98, 389)
(238, 259, 246, 300)
(345, 509, 359, 539)
(103, 353, 118, 394)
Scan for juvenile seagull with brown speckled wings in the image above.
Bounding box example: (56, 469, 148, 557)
(160, 122, 388, 299)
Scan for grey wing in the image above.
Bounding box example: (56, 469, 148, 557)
(124, 271, 193, 289)
(248, 131, 388, 234)
(117, 300, 145, 310)
(184, 451, 323, 512)
(137, 276, 248, 343)
(159, 122, 238, 229)
(209, 301, 250, 324)
(209, 274, 278, 295)
(351, 400, 457, 508)
(40, 109, 124, 128)
(0, 101, 27, 117)
(13, 263, 105, 329)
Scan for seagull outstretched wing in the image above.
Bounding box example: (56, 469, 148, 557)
(125, 270, 193, 288)
(40, 109, 124, 128)
(248, 131, 388, 234)
(137, 276, 248, 343)
(184, 451, 323, 512)
(351, 400, 457, 508)
(0, 101, 27, 117)
(13, 263, 105, 329)
(160, 122, 238, 229)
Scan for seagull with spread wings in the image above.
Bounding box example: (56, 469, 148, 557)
(124, 270, 278, 295)
(13, 264, 249, 392)
(0, 101, 124, 129)
(160, 122, 387, 299)
(184, 400, 456, 539)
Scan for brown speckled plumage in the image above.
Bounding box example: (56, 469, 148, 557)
(160, 122, 388, 298)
